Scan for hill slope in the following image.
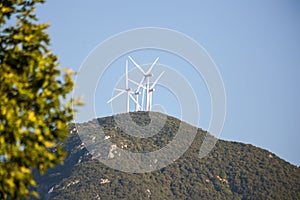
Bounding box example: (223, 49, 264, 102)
(34, 112, 300, 199)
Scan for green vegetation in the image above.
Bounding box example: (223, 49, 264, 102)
(35, 112, 300, 199)
(0, 0, 74, 199)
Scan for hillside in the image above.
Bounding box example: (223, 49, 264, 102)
(34, 112, 300, 199)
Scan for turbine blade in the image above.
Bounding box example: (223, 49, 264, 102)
(107, 90, 126, 103)
(128, 79, 140, 87)
(150, 71, 165, 89)
(146, 57, 159, 75)
(128, 56, 146, 74)
(129, 93, 139, 105)
(129, 78, 146, 90)
(114, 88, 126, 92)
(137, 77, 146, 91)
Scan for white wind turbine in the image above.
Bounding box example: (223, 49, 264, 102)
(107, 59, 139, 112)
(128, 56, 159, 111)
(129, 71, 165, 111)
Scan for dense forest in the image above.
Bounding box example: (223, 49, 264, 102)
(34, 112, 300, 199)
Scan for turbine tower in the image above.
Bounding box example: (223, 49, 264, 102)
(107, 59, 139, 112)
(128, 56, 159, 111)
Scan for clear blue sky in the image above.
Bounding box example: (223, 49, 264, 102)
(37, 0, 300, 166)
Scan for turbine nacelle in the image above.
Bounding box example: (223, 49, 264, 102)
(145, 73, 153, 77)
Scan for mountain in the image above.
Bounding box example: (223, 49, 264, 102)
(34, 112, 300, 199)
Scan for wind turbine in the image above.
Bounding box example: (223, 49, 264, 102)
(128, 56, 159, 111)
(107, 60, 139, 112)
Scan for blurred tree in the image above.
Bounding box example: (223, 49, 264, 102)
(0, 0, 75, 199)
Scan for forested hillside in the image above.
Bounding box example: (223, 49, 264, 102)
(34, 112, 300, 199)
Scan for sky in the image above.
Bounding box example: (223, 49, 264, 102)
(36, 1, 300, 166)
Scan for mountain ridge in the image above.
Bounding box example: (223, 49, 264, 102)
(34, 112, 300, 199)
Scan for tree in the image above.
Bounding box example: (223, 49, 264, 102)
(0, 0, 75, 199)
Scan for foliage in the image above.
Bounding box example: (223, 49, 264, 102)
(0, 0, 74, 199)
(35, 112, 300, 199)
